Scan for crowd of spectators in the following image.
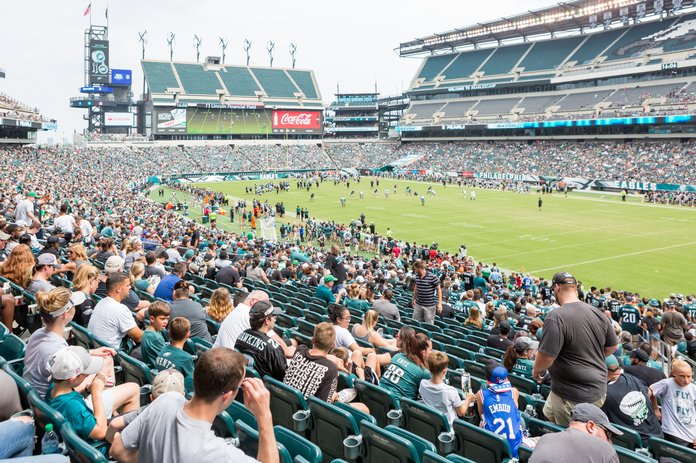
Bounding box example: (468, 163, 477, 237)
(0, 92, 50, 122)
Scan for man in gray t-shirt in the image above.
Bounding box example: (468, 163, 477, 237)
(372, 290, 400, 321)
(533, 272, 618, 426)
(169, 295, 212, 343)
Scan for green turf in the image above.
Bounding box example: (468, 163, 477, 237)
(153, 179, 696, 298)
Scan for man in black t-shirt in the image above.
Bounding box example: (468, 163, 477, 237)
(460, 270, 474, 291)
(283, 322, 338, 403)
(215, 265, 242, 288)
(623, 349, 665, 388)
(487, 320, 513, 351)
(235, 301, 287, 381)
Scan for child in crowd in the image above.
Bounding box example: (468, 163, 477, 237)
(140, 301, 170, 369)
(419, 351, 476, 426)
(155, 317, 194, 392)
(47, 346, 139, 444)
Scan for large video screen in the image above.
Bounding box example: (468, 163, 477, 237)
(186, 107, 272, 135)
(153, 108, 187, 134)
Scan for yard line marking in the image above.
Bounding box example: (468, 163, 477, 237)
(528, 241, 696, 273)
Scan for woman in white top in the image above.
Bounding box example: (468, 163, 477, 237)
(328, 304, 375, 370)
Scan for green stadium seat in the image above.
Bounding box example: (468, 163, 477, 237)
(614, 446, 657, 463)
(647, 436, 696, 462)
(517, 445, 534, 463)
(219, 66, 262, 97)
(235, 420, 264, 459)
(212, 410, 237, 439)
(482, 347, 506, 359)
(334, 402, 376, 426)
(3, 362, 34, 409)
(358, 421, 420, 463)
(226, 400, 258, 429)
(287, 70, 319, 99)
(385, 425, 437, 454)
(251, 68, 300, 98)
(142, 61, 180, 94)
(337, 371, 354, 391)
(118, 352, 153, 387)
(0, 333, 26, 373)
(264, 376, 308, 431)
(507, 374, 539, 395)
(462, 360, 486, 379)
(275, 425, 323, 463)
(307, 396, 360, 463)
(422, 450, 455, 463)
(524, 416, 563, 437)
(29, 390, 67, 433)
(457, 340, 481, 354)
(446, 455, 477, 463)
(400, 397, 452, 442)
(444, 345, 475, 362)
(451, 418, 513, 463)
(611, 423, 644, 451)
(61, 423, 108, 463)
(69, 323, 97, 350)
(354, 379, 400, 427)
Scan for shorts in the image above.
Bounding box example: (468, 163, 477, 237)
(85, 390, 114, 419)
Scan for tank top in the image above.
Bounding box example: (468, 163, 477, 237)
(481, 386, 522, 457)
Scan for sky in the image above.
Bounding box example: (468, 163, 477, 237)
(0, 0, 553, 136)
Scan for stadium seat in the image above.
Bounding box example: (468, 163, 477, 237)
(275, 425, 323, 463)
(507, 374, 539, 395)
(451, 418, 513, 463)
(524, 416, 563, 437)
(354, 379, 400, 427)
(462, 360, 486, 379)
(29, 390, 67, 433)
(647, 436, 696, 462)
(422, 450, 459, 463)
(226, 400, 258, 429)
(358, 421, 420, 463)
(444, 345, 476, 362)
(614, 446, 657, 463)
(400, 397, 452, 442)
(517, 445, 533, 463)
(264, 376, 308, 430)
(69, 322, 97, 350)
(117, 352, 153, 387)
(61, 423, 108, 463)
(457, 340, 481, 354)
(2, 362, 33, 409)
(385, 424, 437, 454)
(446, 455, 477, 463)
(307, 396, 360, 463)
(610, 423, 644, 451)
(334, 402, 376, 426)
(205, 318, 220, 336)
(212, 410, 237, 439)
(337, 371, 355, 390)
(0, 333, 26, 368)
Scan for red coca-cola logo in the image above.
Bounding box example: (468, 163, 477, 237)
(273, 110, 321, 130)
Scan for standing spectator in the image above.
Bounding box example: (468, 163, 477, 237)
(601, 355, 663, 446)
(235, 301, 287, 381)
(649, 359, 696, 449)
(529, 403, 622, 463)
(88, 273, 143, 350)
(532, 272, 618, 426)
(324, 245, 347, 291)
(411, 260, 442, 324)
(111, 348, 279, 463)
(169, 280, 212, 343)
(13, 192, 39, 226)
(661, 304, 688, 346)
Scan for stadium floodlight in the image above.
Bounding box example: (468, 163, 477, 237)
(193, 35, 203, 63)
(243, 39, 252, 67)
(219, 37, 228, 65)
(289, 43, 297, 69)
(267, 41, 275, 68)
(167, 33, 175, 62)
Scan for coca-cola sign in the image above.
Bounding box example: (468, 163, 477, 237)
(272, 110, 322, 133)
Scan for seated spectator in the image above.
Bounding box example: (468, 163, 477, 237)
(624, 349, 666, 387)
(503, 336, 538, 380)
(205, 287, 233, 323)
(283, 322, 339, 403)
(602, 355, 662, 447)
(69, 264, 100, 326)
(344, 283, 370, 312)
(351, 309, 397, 351)
(93, 238, 116, 264)
(88, 272, 143, 349)
(649, 359, 696, 449)
(0, 415, 39, 459)
(153, 262, 186, 302)
(111, 348, 278, 463)
(96, 255, 150, 315)
(487, 320, 513, 351)
(131, 261, 156, 295)
(330, 346, 378, 384)
(372, 289, 400, 321)
(329, 304, 376, 369)
(0, 243, 34, 288)
(464, 306, 484, 330)
(27, 253, 59, 294)
(24, 287, 116, 398)
(315, 275, 343, 306)
(381, 332, 431, 401)
(140, 301, 170, 369)
(214, 262, 243, 288)
(143, 251, 165, 279)
(235, 300, 287, 381)
(530, 403, 622, 462)
(420, 351, 475, 426)
(47, 346, 140, 443)
(476, 362, 523, 458)
(169, 280, 212, 343)
(155, 317, 195, 392)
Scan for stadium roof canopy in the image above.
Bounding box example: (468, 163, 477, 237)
(399, 0, 696, 56)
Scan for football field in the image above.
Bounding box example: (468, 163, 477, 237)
(154, 179, 696, 298)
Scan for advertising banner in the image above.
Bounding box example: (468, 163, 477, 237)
(110, 69, 132, 85)
(154, 108, 187, 134)
(272, 110, 322, 133)
(104, 112, 134, 127)
(89, 40, 110, 84)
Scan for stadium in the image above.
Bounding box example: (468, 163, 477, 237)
(1, 0, 696, 462)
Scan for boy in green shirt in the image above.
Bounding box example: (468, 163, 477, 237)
(140, 301, 170, 369)
(155, 317, 194, 391)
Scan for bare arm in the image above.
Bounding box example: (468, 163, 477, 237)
(532, 351, 556, 382)
(87, 376, 108, 440)
(126, 326, 143, 343)
(603, 344, 619, 356)
(242, 378, 279, 463)
(110, 432, 138, 463)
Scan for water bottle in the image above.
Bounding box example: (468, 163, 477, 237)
(525, 404, 537, 418)
(41, 423, 61, 454)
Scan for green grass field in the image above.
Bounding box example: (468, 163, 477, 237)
(153, 179, 696, 298)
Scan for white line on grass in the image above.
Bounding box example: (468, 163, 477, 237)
(528, 241, 696, 273)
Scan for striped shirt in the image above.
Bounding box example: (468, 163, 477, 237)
(414, 270, 440, 307)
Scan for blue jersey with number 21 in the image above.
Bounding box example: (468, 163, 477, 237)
(481, 387, 522, 457)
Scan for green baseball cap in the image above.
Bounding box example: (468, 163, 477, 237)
(324, 275, 336, 283)
(27, 192, 40, 198)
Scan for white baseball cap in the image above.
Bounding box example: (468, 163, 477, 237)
(49, 346, 104, 380)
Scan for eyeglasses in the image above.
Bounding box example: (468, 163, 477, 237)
(600, 426, 613, 442)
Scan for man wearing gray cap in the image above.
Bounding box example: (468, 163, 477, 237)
(530, 403, 622, 462)
(532, 272, 618, 426)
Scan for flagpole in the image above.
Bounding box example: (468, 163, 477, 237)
(89, 2, 92, 27)
(106, 0, 109, 30)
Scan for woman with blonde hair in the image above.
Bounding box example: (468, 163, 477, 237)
(67, 243, 90, 268)
(464, 306, 484, 330)
(351, 309, 397, 350)
(0, 244, 35, 287)
(123, 238, 144, 273)
(130, 261, 155, 295)
(205, 287, 233, 323)
(70, 264, 100, 326)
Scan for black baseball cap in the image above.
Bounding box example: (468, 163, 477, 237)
(631, 349, 650, 363)
(249, 300, 283, 319)
(552, 272, 577, 286)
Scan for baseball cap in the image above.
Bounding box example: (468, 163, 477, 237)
(37, 253, 62, 270)
(324, 275, 336, 283)
(49, 346, 104, 380)
(27, 192, 40, 198)
(152, 369, 185, 398)
(47, 236, 61, 244)
(631, 349, 650, 363)
(0, 231, 10, 241)
(648, 299, 660, 307)
(249, 300, 283, 319)
(105, 255, 125, 273)
(184, 249, 195, 259)
(499, 320, 511, 332)
(571, 403, 623, 436)
(605, 355, 621, 371)
(514, 336, 539, 352)
(484, 362, 511, 390)
(552, 272, 577, 286)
